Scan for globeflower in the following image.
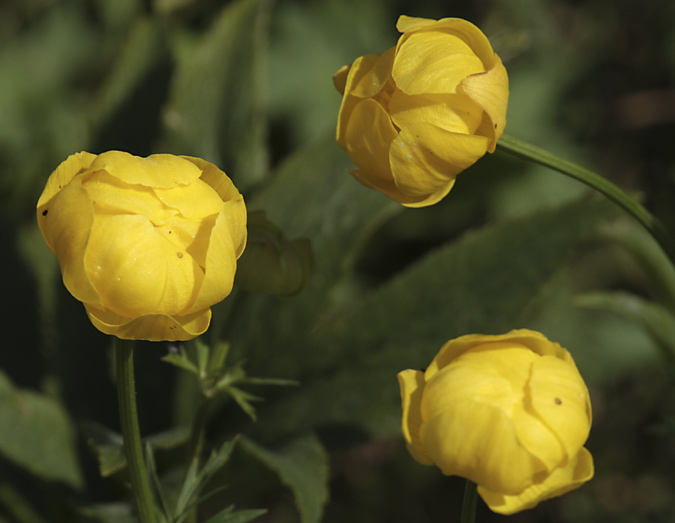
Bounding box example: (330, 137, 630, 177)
(398, 329, 593, 515)
(37, 151, 247, 342)
(334, 15, 509, 207)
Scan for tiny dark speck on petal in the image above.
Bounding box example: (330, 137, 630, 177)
(554, 397, 562, 405)
(494, 123, 498, 129)
(177, 252, 183, 259)
(42, 209, 48, 216)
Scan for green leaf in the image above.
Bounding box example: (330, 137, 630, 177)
(240, 435, 329, 523)
(0, 482, 46, 523)
(82, 422, 189, 477)
(202, 506, 267, 523)
(0, 371, 82, 488)
(145, 445, 171, 523)
(162, 347, 199, 375)
(253, 198, 618, 437)
(576, 291, 675, 366)
(81, 421, 126, 477)
(223, 387, 261, 422)
(91, 17, 167, 131)
(160, 0, 271, 191)
(174, 438, 238, 519)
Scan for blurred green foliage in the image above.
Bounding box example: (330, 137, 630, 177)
(1, 0, 675, 522)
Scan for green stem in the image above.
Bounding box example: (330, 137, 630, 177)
(115, 338, 156, 523)
(460, 480, 478, 523)
(497, 134, 675, 267)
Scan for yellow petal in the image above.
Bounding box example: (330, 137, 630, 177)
(395, 15, 441, 34)
(340, 97, 398, 185)
(479, 447, 594, 515)
(332, 64, 351, 95)
(84, 214, 202, 317)
(389, 91, 484, 136)
(529, 356, 592, 459)
(81, 171, 178, 225)
(87, 151, 202, 188)
(343, 47, 396, 99)
(388, 122, 487, 207)
(36, 151, 97, 209)
(421, 401, 535, 494)
(182, 156, 241, 204)
(460, 55, 509, 151)
(153, 179, 223, 219)
(396, 16, 496, 68)
(392, 31, 485, 96)
(84, 304, 212, 342)
(511, 405, 564, 474)
(186, 199, 246, 314)
(37, 177, 102, 307)
(427, 329, 565, 379)
(422, 346, 535, 421)
(397, 370, 433, 465)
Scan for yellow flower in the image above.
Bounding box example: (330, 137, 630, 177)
(36, 151, 247, 342)
(234, 211, 314, 297)
(398, 329, 593, 515)
(334, 15, 509, 207)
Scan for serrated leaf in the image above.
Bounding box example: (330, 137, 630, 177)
(240, 435, 328, 523)
(202, 506, 267, 523)
(0, 371, 82, 488)
(160, 0, 271, 191)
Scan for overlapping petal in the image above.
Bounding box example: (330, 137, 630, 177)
(334, 15, 509, 207)
(398, 329, 593, 514)
(36, 151, 246, 341)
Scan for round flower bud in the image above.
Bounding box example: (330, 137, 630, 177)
(36, 151, 247, 342)
(334, 15, 509, 207)
(235, 211, 313, 297)
(398, 329, 593, 515)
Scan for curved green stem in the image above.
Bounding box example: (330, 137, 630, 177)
(115, 338, 156, 523)
(460, 480, 478, 523)
(497, 134, 675, 267)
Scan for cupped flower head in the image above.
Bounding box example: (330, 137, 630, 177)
(36, 151, 247, 342)
(334, 15, 509, 207)
(398, 329, 593, 515)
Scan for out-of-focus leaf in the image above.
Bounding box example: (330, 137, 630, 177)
(249, 134, 399, 270)
(576, 291, 675, 366)
(161, 0, 271, 191)
(82, 422, 189, 477)
(78, 502, 135, 523)
(0, 371, 82, 488)
(236, 134, 400, 377)
(81, 421, 125, 477)
(602, 220, 675, 311)
(252, 198, 618, 437)
(267, 0, 392, 146)
(202, 506, 267, 523)
(0, 482, 46, 523)
(240, 434, 329, 523)
(91, 17, 167, 131)
(0, 3, 98, 213)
